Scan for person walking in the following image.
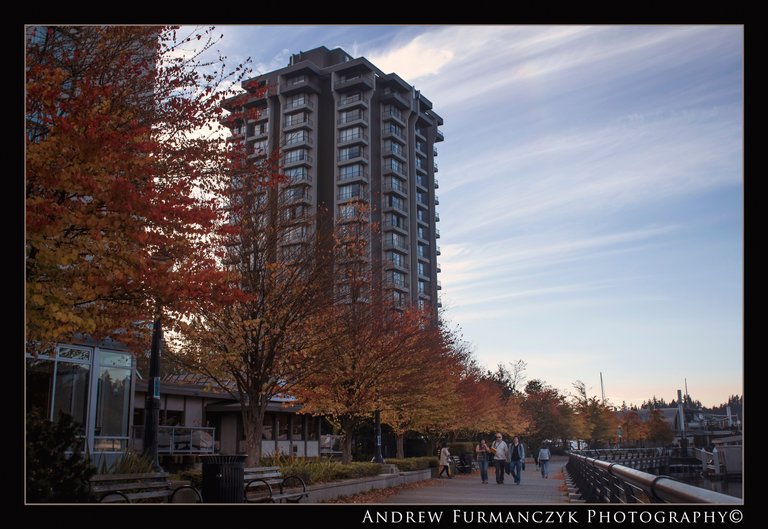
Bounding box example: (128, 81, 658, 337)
(491, 433, 508, 484)
(537, 442, 551, 478)
(438, 445, 453, 479)
(509, 436, 526, 485)
(475, 439, 491, 484)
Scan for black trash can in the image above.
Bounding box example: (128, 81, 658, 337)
(201, 455, 246, 503)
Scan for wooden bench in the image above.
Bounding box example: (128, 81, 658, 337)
(450, 455, 472, 474)
(243, 466, 307, 503)
(90, 472, 202, 503)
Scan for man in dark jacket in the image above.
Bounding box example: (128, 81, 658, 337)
(508, 436, 526, 485)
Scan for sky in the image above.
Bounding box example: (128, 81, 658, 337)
(196, 25, 743, 408)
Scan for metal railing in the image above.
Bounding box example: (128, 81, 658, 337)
(567, 452, 740, 504)
(132, 426, 216, 455)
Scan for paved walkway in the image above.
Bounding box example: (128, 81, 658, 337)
(380, 457, 569, 504)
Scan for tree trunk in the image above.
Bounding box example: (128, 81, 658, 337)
(396, 433, 405, 459)
(340, 416, 354, 465)
(241, 397, 266, 467)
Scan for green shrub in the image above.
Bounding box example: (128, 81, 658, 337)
(277, 459, 382, 485)
(26, 410, 95, 502)
(387, 456, 438, 471)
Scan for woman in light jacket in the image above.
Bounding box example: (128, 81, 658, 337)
(438, 445, 453, 479)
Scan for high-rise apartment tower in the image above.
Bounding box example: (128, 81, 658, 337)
(222, 46, 444, 313)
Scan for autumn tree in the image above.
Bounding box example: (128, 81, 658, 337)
(26, 26, 248, 352)
(646, 409, 675, 446)
(571, 380, 619, 448)
(618, 409, 648, 446)
(380, 321, 463, 458)
(174, 142, 336, 464)
(291, 204, 437, 463)
(488, 359, 527, 399)
(522, 379, 573, 449)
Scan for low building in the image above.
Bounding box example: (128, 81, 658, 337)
(27, 342, 324, 467)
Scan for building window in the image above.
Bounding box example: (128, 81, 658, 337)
(286, 93, 307, 108)
(385, 158, 405, 174)
(384, 123, 404, 139)
(417, 191, 429, 205)
(26, 357, 54, 419)
(277, 414, 289, 440)
(283, 187, 308, 201)
(383, 105, 402, 120)
(341, 72, 362, 82)
(339, 164, 363, 181)
(418, 279, 429, 294)
(418, 226, 429, 240)
(52, 362, 91, 434)
(339, 145, 363, 161)
(340, 92, 362, 105)
(284, 167, 309, 183)
(263, 413, 274, 440)
(387, 195, 406, 212)
(386, 270, 407, 288)
(418, 243, 429, 258)
(306, 417, 318, 440)
(285, 112, 307, 126)
(283, 225, 307, 242)
(94, 351, 132, 439)
(339, 109, 365, 124)
(339, 126, 363, 142)
(416, 140, 426, 153)
(284, 130, 307, 145)
(338, 183, 364, 200)
(338, 203, 356, 220)
(418, 262, 430, 276)
(416, 157, 426, 170)
(292, 416, 304, 440)
(417, 207, 429, 222)
(384, 177, 406, 195)
(284, 166, 308, 183)
(385, 232, 406, 249)
(388, 140, 405, 157)
(282, 204, 307, 221)
(288, 75, 306, 86)
(386, 251, 406, 268)
(251, 140, 267, 155)
(384, 212, 406, 230)
(284, 149, 308, 163)
(392, 290, 406, 307)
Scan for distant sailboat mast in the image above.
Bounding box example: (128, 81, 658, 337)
(600, 372, 606, 406)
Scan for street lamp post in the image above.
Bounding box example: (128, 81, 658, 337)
(143, 305, 164, 472)
(374, 409, 384, 463)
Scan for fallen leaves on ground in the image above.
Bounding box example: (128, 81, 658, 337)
(324, 474, 474, 503)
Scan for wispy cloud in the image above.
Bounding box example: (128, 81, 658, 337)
(212, 25, 742, 407)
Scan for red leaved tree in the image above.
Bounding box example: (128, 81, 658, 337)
(25, 25, 248, 352)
